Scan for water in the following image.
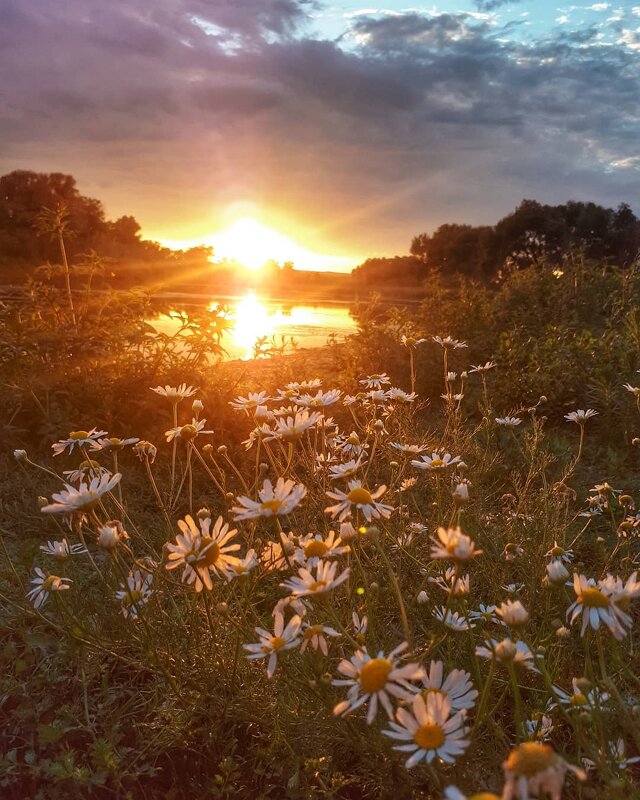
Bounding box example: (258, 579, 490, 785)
(150, 291, 358, 360)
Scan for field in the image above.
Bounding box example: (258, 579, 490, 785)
(2, 258, 640, 800)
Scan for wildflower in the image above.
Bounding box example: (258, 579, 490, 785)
(333, 642, 424, 724)
(293, 530, 350, 567)
(399, 477, 418, 492)
(62, 460, 108, 484)
(224, 549, 258, 580)
(383, 692, 469, 768)
(243, 611, 303, 678)
(524, 715, 554, 742)
(502, 742, 585, 800)
(26, 568, 71, 608)
(391, 442, 427, 455)
(469, 604, 499, 625)
(360, 373, 391, 389)
(40, 473, 122, 515)
(268, 410, 322, 442)
(496, 600, 529, 627)
(476, 639, 538, 672)
(96, 520, 129, 549)
(552, 678, 610, 710)
(599, 571, 640, 610)
(502, 583, 525, 595)
(165, 514, 241, 592)
(411, 451, 462, 471)
(339, 521, 358, 543)
(151, 383, 197, 402)
(352, 611, 368, 636)
(470, 361, 497, 373)
(429, 567, 470, 597)
(52, 428, 108, 457)
(417, 590, 429, 605)
(433, 607, 474, 632)
(623, 383, 640, 396)
(242, 424, 273, 450)
(387, 387, 417, 403)
(133, 440, 157, 463)
(433, 336, 468, 350)
(546, 561, 570, 584)
(365, 389, 390, 404)
(325, 480, 393, 522)
(564, 408, 598, 424)
(430, 526, 482, 562)
(502, 542, 523, 561)
(233, 478, 307, 520)
(14, 449, 28, 462)
(116, 570, 154, 618)
(295, 389, 341, 408)
(260, 538, 296, 571)
(281, 560, 350, 597)
(496, 417, 522, 427)
(300, 622, 340, 655)
(165, 418, 213, 443)
(544, 542, 574, 564)
(453, 480, 471, 506)
(401, 335, 427, 348)
(39, 539, 87, 559)
(286, 379, 322, 393)
(583, 738, 640, 771)
(566, 573, 631, 640)
(90, 436, 139, 452)
(339, 432, 369, 458)
(413, 661, 478, 712)
(328, 459, 363, 481)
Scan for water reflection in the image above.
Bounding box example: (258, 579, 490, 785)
(152, 291, 356, 360)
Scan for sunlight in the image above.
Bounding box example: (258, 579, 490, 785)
(229, 292, 284, 356)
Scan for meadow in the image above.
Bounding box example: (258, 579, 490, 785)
(2, 256, 640, 799)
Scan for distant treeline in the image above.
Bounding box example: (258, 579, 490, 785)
(353, 199, 640, 286)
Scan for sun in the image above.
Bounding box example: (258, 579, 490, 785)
(212, 217, 314, 271)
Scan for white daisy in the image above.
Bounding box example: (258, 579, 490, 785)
(232, 478, 307, 520)
(116, 569, 154, 618)
(433, 608, 474, 632)
(413, 660, 478, 712)
(40, 473, 122, 515)
(359, 373, 391, 389)
(299, 622, 340, 655)
(325, 480, 393, 522)
(430, 526, 482, 562)
(566, 573, 631, 640)
(428, 567, 470, 596)
(243, 611, 302, 678)
(267, 410, 322, 442)
(433, 336, 468, 350)
(328, 459, 363, 481)
(333, 643, 424, 724)
(496, 417, 522, 427)
(165, 418, 213, 443)
(401, 335, 427, 348)
(411, 452, 462, 471)
(293, 530, 350, 567)
(39, 539, 87, 559)
(295, 389, 342, 408)
(551, 678, 610, 710)
(475, 638, 538, 672)
(151, 383, 197, 402)
(89, 436, 140, 452)
(502, 742, 585, 800)
(391, 443, 427, 456)
(470, 361, 497, 373)
(52, 428, 108, 457)
(223, 549, 259, 581)
(387, 388, 417, 403)
(229, 391, 271, 412)
(26, 567, 71, 608)
(564, 408, 598, 424)
(281, 560, 350, 597)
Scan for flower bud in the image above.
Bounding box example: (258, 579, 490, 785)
(390, 460, 399, 469)
(217, 445, 228, 455)
(192, 399, 204, 414)
(417, 590, 429, 605)
(575, 677, 591, 692)
(14, 449, 28, 463)
(259, 462, 269, 475)
(555, 626, 570, 638)
(452, 480, 470, 506)
(133, 440, 157, 463)
(495, 639, 517, 661)
(369, 581, 379, 593)
(216, 601, 229, 616)
(202, 443, 213, 454)
(339, 522, 357, 542)
(373, 420, 384, 431)
(255, 405, 269, 422)
(37, 496, 48, 508)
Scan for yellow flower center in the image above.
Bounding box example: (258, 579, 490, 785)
(179, 424, 198, 440)
(578, 588, 610, 608)
(260, 499, 283, 514)
(550, 545, 565, 557)
(506, 743, 558, 777)
(347, 487, 374, 505)
(346, 434, 360, 445)
(359, 658, 392, 693)
(429, 458, 445, 468)
(414, 723, 445, 750)
(42, 576, 58, 591)
(124, 589, 143, 605)
(304, 540, 329, 558)
(303, 625, 324, 640)
(198, 537, 221, 568)
(569, 693, 587, 706)
(405, 337, 416, 346)
(79, 460, 101, 471)
(270, 636, 287, 652)
(309, 580, 328, 592)
(70, 430, 89, 440)
(469, 795, 501, 800)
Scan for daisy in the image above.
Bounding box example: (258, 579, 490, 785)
(564, 408, 598, 424)
(470, 361, 497, 373)
(328, 459, 363, 481)
(524, 715, 554, 742)
(544, 542, 574, 564)
(241, 424, 273, 450)
(26, 567, 71, 609)
(52, 428, 108, 457)
(338, 432, 369, 458)
(391, 443, 427, 456)
(299, 622, 340, 655)
(411, 452, 462, 471)
(546, 561, 570, 584)
(243, 611, 302, 678)
(260, 538, 295, 571)
(430, 526, 482, 562)
(62, 460, 108, 484)
(433, 336, 468, 350)
(551, 678, 610, 710)
(496, 417, 522, 427)
(566, 573, 631, 640)
(387, 388, 417, 403)
(476, 638, 538, 672)
(584, 738, 640, 771)
(224, 549, 259, 581)
(132, 440, 157, 463)
(599, 571, 640, 611)
(496, 600, 529, 627)
(232, 478, 307, 520)
(281, 560, 350, 597)
(401, 335, 427, 348)
(429, 567, 470, 596)
(325, 480, 393, 522)
(286, 379, 322, 393)
(267, 410, 322, 442)
(502, 542, 524, 561)
(399, 478, 418, 492)
(96, 520, 129, 549)
(165, 418, 213, 443)
(384, 692, 469, 769)
(295, 389, 341, 408)
(40, 473, 122, 515)
(39, 539, 87, 559)
(90, 436, 139, 452)
(469, 604, 500, 625)
(502, 583, 525, 595)
(333, 642, 424, 725)
(365, 389, 390, 404)
(502, 742, 585, 800)
(116, 570, 154, 618)
(433, 608, 474, 632)
(413, 661, 478, 712)
(352, 611, 368, 636)
(293, 530, 350, 567)
(360, 373, 391, 389)
(165, 514, 241, 592)
(151, 383, 197, 402)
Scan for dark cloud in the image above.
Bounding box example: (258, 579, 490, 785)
(0, 0, 637, 258)
(473, 0, 524, 11)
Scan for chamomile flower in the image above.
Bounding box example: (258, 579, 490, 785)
(151, 383, 197, 402)
(243, 611, 302, 678)
(96, 521, 129, 550)
(411, 452, 462, 471)
(469, 361, 497, 373)
(293, 530, 350, 567)
(566, 573, 631, 640)
(328, 459, 363, 481)
(116, 570, 154, 618)
(299, 622, 340, 655)
(383, 692, 469, 768)
(469, 604, 500, 625)
(476, 638, 538, 672)
(430, 526, 482, 562)
(391, 443, 427, 456)
(260, 538, 296, 571)
(26, 568, 71, 608)
(333, 643, 424, 724)
(325, 480, 393, 522)
(496, 417, 522, 427)
(229, 391, 271, 412)
(496, 600, 529, 627)
(502, 542, 524, 561)
(165, 515, 241, 592)
(546, 561, 570, 584)
(524, 715, 554, 742)
(352, 611, 368, 636)
(165, 418, 213, 443)
(52, 428, 108, 457)
(599, 571, 640, 610)
(623, 383, 640, 396)
(339, 432, 369, 458)
(551, 678, 610, 710)
(502, 742, 585, 800)
(429, 568, 470, 596)
(90, 436, 139, 452)
(360, 373, 391, 389)
(401, 335, 427, 348)
(223, 549, 258, 581)
(281, 560, 350, 597)
(268, 410, 322, 442)
(387, 387, 417, 403)
(40, 473, 122, 515)
(413, 661, 478, 712)
(544, 542, 574, 564)
(564, 408, 598, 424)
(433, 607, 474, 632)
(295, 389, 341, 408)
(232, 478, 307, 520)
(433, 336, 468, 350)
(39, 539, 87, 559)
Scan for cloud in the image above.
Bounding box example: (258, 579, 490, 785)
(0, 0, 638, 257)
(473, 0, 523, 11)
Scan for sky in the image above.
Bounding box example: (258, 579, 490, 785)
(1, 0, 639, 270)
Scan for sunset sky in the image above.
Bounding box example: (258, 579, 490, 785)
(1, 0, 639, 270)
